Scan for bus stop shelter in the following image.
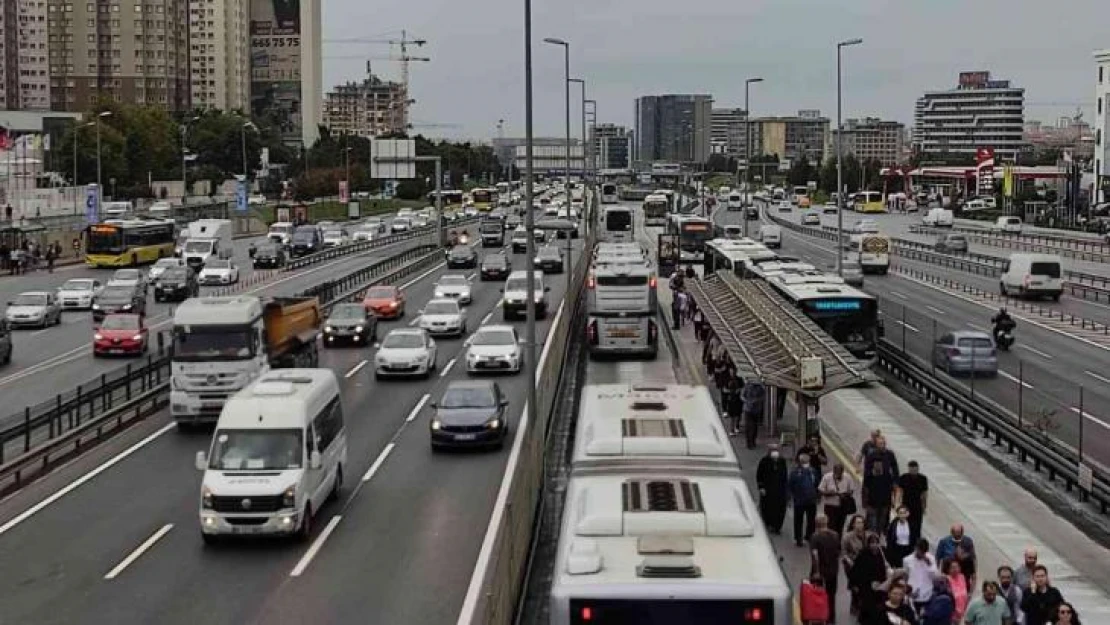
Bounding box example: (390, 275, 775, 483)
(686, 270, 876, 442)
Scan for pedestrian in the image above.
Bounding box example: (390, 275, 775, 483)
(856, 429, 882, 470)
(713, 355, 731, 390)
(684, 264, 696, 280)
(45, 243, 56, 273)
(964, 580, 1013, 625)
(921, 576, 955, 625)
(997, 565, 1025, 625)
(848, 533, 890, 620)
(692, 306, 706, 341)
(944, 558, 969, 624)
(818, 463, 856, 535)
(10, 247, 22, 275)
(841, 515, 868, 615)
(885, 506, 915, 568)
(742, 380, 765, 449)
(809, 514, 842, 623)
(903, 539, 939, 615)
(867, 582, 918, 625)
(1019, 565, 1063, 625)
(1013, 548, 1039, 589)
(72, 237, 81, 258)
(935, 524, 976, 567)
(669, 271, 684, 292)
(1052, 602, 1080, 625)
(0, 242, 8, 271)
(724, 376, 744, 437)
(955, 542, 978, 595)
(790, 452, 821, 546)
(798, 434, 829, 474)
(862, 436, 898, 534)
(673, 289, 687, 329)
(756, 443, 789, 534)
(896, 460, 929, 544)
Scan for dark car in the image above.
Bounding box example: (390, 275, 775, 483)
(447, 245, 478, 269)
(480, 253, 512, 281)
(253, 242, 287, 268)
(429, 380, 509, 451)
(153, 266, 198, 302)
(323, 302, 378, 347)
(290, 225, 322, 257)
(534, 246, 564, 274)
(92, 284, 146, 322)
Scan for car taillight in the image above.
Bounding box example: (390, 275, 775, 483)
(586, 319, 598, 344)
(649, 276, 657, 289)
(587, 276, 595, 289)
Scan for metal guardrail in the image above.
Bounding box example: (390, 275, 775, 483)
(308, 244, 442, 309)
(908, 224, 1110, 261)
(283, 217, 478, 271)
(877, 341, 1110, 514)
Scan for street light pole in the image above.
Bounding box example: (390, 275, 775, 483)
(584, 100, 596, 229)
(95, 111, 111, 204)
(523, 0, 538, 437)
(543, 38, 571, 216)
(241, 121, 256, 180)
(743, 77, 763, 238)
(836, 38, 863, 276)
(180, 115, 198, 204)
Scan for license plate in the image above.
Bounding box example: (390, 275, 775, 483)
(455, 434, 477, 441)
(610, 330, 639, 338)
(231, 525, 263, 534)
(202, 401, 223, 409)
(110, 349, 125, 354)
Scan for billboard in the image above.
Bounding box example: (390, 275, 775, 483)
(976, 147, 995, 197)
(959, 71, 990, 88)
(250, 0, 303, 146)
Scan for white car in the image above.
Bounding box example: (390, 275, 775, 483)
(463, 206, 479, 217)
(322, 229, 349, 247)
(248, 194, 267, 206)
(419, 298, 467, 337)
(777, 201, 793, 212)
(198, 259, 239, 285)
(148, 257, 182, 281)
(822, 202, 839, 214)
(544, 205, 559, 217)
(391, 217, 412, 233)
(854, 220, 880, 234)
(802, 212, 821, 225)
(351, 227, 376, 242)
(375, 328, 437, 379)
(433, 274, 473, 304)
(412, 215, 430, 229)
(466, 325, 522, 374)
(57, 278, 102, 310)
(107, 268, 147, 293)
(364, 217, 386, 233)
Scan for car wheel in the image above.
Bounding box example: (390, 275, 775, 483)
(297, 504, 313, 542)
(329, 466, 343, 501)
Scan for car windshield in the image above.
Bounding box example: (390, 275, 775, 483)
(61, 279, 95, 291)
(257, 244, 279, 254)
(13, 293, 47, 306)
(155, 259, 179, 268)
(538, 248, 560, 258)
(206, 260, 230, 269)
(209, 429, 303, 471)
(440, 385, 496, 409)
(100, 286, 133, 299)
(113, 269, 140, 280)
(184, 240, 211, 253)
(101, 315, 140, 330)
(329, 304, 364, 320)
(424, 301, 458, 315)
(483, 256, 506, 267)
(173, 326, 253, 361)
(161, 268, 188, 280)
(382, 332, 424, 349)
(472, 329, 515, 346)
(439, 276, 467, 286)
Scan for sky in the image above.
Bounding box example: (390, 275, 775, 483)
(321, 0, 1107, 141)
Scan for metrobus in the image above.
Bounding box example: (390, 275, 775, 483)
(641, 193, 669, 227)
(666, 214, 714, 262)
(767, 273, 880, 360)
(702, 238, 780, 277)
(85, 219, 177, 267)
(470, 188, 498, 211)
(585, 259, 658, 359)
(792, 186, 809, 206)
(600, 206, 635, 243)
(853, 190, 886, 213)
(600, 182, 619, 204)
(848, 233, 891, 274)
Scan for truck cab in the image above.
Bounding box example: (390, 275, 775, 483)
(182, 219, 234, 271)
(480, 218, 505, 247)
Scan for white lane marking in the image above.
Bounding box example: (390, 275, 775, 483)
(344, 360, 367, 378)
(998, 370, 1034, 389)
(0, 422, 176, 537)
(1069, 407, 1110, 431)
(892, 319, 920, 333)
(30, 327, 52, 337)
(1018, 344, 1054, 360)
(926, 305, 946, 316)
(966, 322, 988, 332)
(408, 315, 421, 327)
(481, 311, 493, 325)
(399, 262, 445, 290)
(439, 357, 457, 377)
(406, 394, 430, 423)
(1085, 370, 1110, 385)
(361, 443, 395, 482)
(104, 523, 174, 580)
(289, 515, 343, 577)
(466, 273, 475, 281)
(890, 290, 908, 300)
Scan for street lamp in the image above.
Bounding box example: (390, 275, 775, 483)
(95, 111, 112, 203)
(241, 121, 257, 180)
(344, 142, 353, 200)
(584, 99, 596, 227)
(569, 78, 586, 175)
(523, 0, 538, 437)
(836, 37, 863, 275)
(181, 115, 199, 203)
(743, 77, 763, 237)
(543, 38, 571, 213)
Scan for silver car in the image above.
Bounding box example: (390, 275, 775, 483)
(107, 268, 148, 294)
(419, 298, 466, 337)
(841, 260, 865, 287)
(374, 328, 438, 379)
(465, 325, 522, 374)
(933, 330, 998, 376)
(433, 274, 472, 304)
(6, 291, 62, 328)
(148, 258, 182, 281)
(57, 278, 103, 310)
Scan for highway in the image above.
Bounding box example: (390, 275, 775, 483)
(0, 215, 583, 625)
(713, 204, 1110, 469)
(0, 219, 437, 418)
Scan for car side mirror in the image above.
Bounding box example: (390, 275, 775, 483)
(195, 451, 208, 471)
(544, 286, 551, 292)
(309, 450, 323, 470)
(499, 400, 509, 407)
(499, 288, 504, 292)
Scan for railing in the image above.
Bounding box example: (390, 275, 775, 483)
(907, 224, 1110, 260)
(284, 217, 478, 270)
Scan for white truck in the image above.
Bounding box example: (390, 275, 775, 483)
(181, 219, 233, 271)
(170, 295, 321, 429)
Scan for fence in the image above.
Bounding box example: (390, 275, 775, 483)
(908, 224, 1110, 260)
(284, 217, 478, 271)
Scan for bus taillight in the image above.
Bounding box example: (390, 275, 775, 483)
(586, 319, 598, 344)
(648, 319, 657, 344)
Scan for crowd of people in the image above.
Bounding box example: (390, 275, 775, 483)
(666, 273, 1083, 625)
(0, 240, 64, 275)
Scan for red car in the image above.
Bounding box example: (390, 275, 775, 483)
(93, 313, 149, 357)
(363, 285, 406, 319)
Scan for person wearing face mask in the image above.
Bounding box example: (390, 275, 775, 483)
(756, 444, 789, 534)
(789, 452, 821, 546)
(1020, 565, 1063, 625)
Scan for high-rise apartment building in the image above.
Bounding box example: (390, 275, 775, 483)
(1096, 49, 1110, 203)
(322, 69, 407, 138)
(829, 117, 905, 164)
(634, 94, 712, 164)
(249, 0, 321, 148)
(1, 1, 51, 111)
(913, 71, 1025, 161)
(749, 110, 830, 164)
(45, 0, 190, 112)
(710, 108, 748, 158)
(0, 2, 19, 109)
(189, 0, 249, 111)
(590, 123, 632, 170)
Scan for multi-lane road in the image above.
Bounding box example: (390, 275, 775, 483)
(714, 203, 1110, 469)
(0, 214, 584, 624)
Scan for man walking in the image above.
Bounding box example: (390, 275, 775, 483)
(903, 538, 938, 615)
(809, 515, 842, 623)
(862, 435, 898, 534)
(756, 444, 789, 534)
(741, 380, 765, 449)
(789, 452, 820, 546)
(965, 580, 1013, 624)
(896, 460, 928, 543)
(998, 565, 1025, 625)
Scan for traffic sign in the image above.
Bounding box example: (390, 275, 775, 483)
(369, 139, 416, 179)
(85, 184, 100, 224)
(235, 180, 248, 213)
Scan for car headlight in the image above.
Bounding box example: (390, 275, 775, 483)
(282, 486, 295, 508)
(388, 301, 398, 309)
(94, 333, 104, 341)
(132, 334, 144, 341)
(121, 304, 132, 310)
(486, 419, 501, 430)
(354, 325, 364, 333)
(325, 326, 334, 333)
(430, 420, 441, 431)
(202, 486, 213, 509)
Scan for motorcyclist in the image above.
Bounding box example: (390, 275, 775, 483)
(991, 307, 1016, 342)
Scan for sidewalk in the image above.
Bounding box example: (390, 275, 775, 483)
(661, 279, 1110, 623)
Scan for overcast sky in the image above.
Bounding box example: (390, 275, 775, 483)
(321, 0, 1106, 141)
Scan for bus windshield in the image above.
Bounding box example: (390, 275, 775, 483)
(605, 209, 632, 232)
(677, 220, 713, 251)
(472, 189, 493, 204)
(800, 298, 878, 350)
(86, 226, 123, 253)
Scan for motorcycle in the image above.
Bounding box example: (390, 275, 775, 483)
(994, 327, 1015, 350)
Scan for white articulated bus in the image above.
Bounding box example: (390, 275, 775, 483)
(586, 256, 658, 359)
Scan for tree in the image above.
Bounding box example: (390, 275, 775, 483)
(786, 156, 816, 187)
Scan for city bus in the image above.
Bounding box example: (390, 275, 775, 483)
(585, 257, 658, 359)
(666, 214, 714, 262)
(792, 186, 809, 206)
(853, 190, 886, 213)
(767, 273, 880, 360)
(600, 206, 635, 243)
(848, 233, 891, 274)
(600, 182, 619, 204)
(84, 219, 177, 267)
(428, 190, 465, 207)
(642, 193, 669, 227)
(470, 188, 498, 211)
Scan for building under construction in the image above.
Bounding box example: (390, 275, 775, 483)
(322, 68, 409, 138)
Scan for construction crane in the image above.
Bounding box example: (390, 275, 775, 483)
(323, 30, 429, 127)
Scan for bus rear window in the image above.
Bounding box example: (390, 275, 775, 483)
(605, 211, 632, 231)
(597, 275, 648, 287)
(1029, 262, 1060, 278)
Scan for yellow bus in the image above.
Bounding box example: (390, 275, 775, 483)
(470, 188, 498, 211)
(854, 190, 886, 213)
(85, 219, 176, 267)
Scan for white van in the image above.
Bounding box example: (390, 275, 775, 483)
(963, 199, 989, 212)
(726, 192, 744, 212)
(999, 253, 1063, 301)
(195, 369, 347, 543)
(992, 216, 1023, 234)
(923, 208, 954, 227)
(757, 224, 782, 249)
